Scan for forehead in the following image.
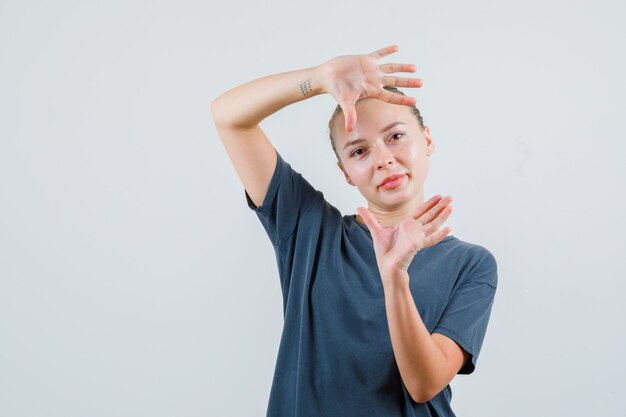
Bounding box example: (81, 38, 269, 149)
(333, 99, 418, 145)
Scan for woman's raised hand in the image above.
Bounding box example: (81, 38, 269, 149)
(357, 195, 453, 285)
(320, 44, 423, 133)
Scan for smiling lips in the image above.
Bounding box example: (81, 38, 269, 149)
(379, 174, 406, 190)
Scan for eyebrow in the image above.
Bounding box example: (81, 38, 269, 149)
(342, 121, 407, 151)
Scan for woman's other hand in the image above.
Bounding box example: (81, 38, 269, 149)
(357, 195, 453, 285)
(320, 44, 423, 133)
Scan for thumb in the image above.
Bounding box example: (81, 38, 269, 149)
(357, 207, 382, 234)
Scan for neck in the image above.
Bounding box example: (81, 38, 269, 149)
(356, 190, 425, 228)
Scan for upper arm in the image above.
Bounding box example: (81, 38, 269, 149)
(212, 104, 277, 208)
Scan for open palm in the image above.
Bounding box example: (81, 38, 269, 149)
(357, 195, 453, 281)
(321, 44, 423, 132)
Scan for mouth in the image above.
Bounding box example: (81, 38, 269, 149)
(379, 174, 406, 190)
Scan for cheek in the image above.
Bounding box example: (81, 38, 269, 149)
(345, 164, 373, 187)
(399, 143, 421, 164)
(348, 160, 368, 174)
(403, 144, 429, 174)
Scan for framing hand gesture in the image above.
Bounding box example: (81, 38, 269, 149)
(357, 195, 453, 284)
(321, 44, 423, 133)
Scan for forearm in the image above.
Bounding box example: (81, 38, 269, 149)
(211, 65, 326, 129)
(383, 274, 449, 403)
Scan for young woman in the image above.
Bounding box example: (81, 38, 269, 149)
(211, 44, 497, 417)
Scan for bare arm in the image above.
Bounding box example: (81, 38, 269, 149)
(211, 67, 325, 130)
(210, 44, 421, 208)
(383, 274, 469, 403)
(210, 66, 325, 207)
(357, 197, 466, 402)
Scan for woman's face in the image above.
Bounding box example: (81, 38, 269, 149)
(334, 98, 434, 211)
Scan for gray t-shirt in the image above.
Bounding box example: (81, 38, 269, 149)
(245, 150, 498, 417)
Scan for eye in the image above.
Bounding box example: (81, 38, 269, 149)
(389, 132, 405, 141)
(351, 148, 365, 157)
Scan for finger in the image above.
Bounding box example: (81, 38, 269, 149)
(340, 102, 357, 133)
(357, 207, 384, 234)
(382, 76, 423, 89)
(417, 195, 453, 224)
(376, 89, 417, 106)
(413, 195, 443, 220)
(345, 107, 356, 132)
(368, 44, 399, 60)
(424, 226, 452, 248)
(379, 63, 417, 74)
(423, 205, 453, 236)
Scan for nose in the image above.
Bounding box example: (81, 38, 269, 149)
(374, 146, 395, 170)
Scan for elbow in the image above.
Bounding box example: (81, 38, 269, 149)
(210, 96, 224, 125)
(409, 392, 431, 404)
(409, 386, 438, 404)
(210, 96, 253, 130)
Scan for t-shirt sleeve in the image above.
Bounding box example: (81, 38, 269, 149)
(432, 248, 498, 375)
(244, 148, 323, 247)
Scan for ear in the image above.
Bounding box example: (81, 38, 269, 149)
(337, 161, 355, 186)
(423, 125, 435, 157)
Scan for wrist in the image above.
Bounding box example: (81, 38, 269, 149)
(290, 65, 326, 100)
(381, 269, 410, 291)
(314, 60, 334, 95)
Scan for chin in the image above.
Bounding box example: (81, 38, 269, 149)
(376, 192, 413, 208)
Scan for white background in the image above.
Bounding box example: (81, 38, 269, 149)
(1, 0, 625, 416)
